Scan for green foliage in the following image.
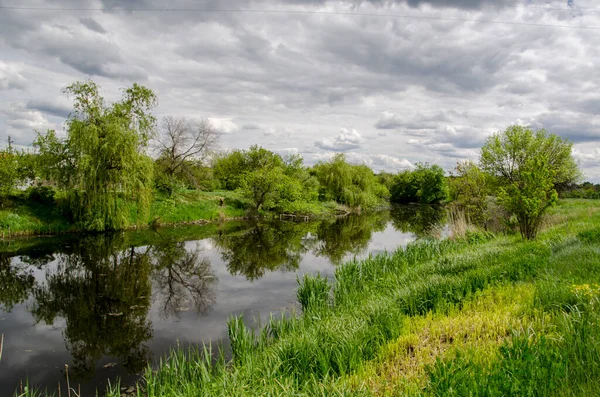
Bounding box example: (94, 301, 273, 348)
(213, 145, 284, 191)
(390, 163, 448, 204)
(561, 181, 600, 199)
(497, 157, 558, 239)
(241, 167, 288, 212)
(25, 186, 55, 205)
(313, 153, 389, 209)
(481, 125, 581, 188)
(0, 138, 31, 206)
(34, 80, 157, 232)
(449, 161, 491, 226)
(480, 125, 579, 239)
(214, 146, 329, 215)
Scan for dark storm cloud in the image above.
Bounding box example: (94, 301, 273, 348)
(79, 17, 107, 34)
(533, 112, 600, 144)
(26, 99, 71, 119)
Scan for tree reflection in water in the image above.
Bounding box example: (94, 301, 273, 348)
(29, 234, 153, 379)
(314, 212, 389, 265)
(0, 255, 35, 312)
(150, 238, 217, 319)
(214, 221, 317, 280)
(390, 204, 447, 238)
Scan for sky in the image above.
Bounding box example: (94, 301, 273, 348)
(1, 0, 599, 181)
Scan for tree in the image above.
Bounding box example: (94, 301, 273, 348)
(480, 125, 580, 188)
(390, 163, 448, 204)
(313, 154, 388, 209)
(241, 167, 288, 213)
(0, 137, 20, 205)
(480, 125, 579, 239)
(449, 161, 491, 226)
(213, 145, 284, 191)
(35, 80, 157, 231)
(154, 116, 219, 195)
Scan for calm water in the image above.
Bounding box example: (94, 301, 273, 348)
(0, 206, 445, 396)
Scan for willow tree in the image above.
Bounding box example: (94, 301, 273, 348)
(35, 80, 157, 231)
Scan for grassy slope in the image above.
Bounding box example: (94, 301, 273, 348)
(89, 199, 599, 397)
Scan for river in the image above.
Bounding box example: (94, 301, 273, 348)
(0, 205, 445, 396)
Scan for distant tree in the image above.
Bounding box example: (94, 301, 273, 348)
(449, 161, 491, 226)
(154, 116, 219, 195)
(34, 80, 157, 231)
(313, 154, 388, 209)
(390, 163, 448, 204)
(0, 137, 20, 205)
(480, 125, 580, 239)
(213, 145, 284, 190)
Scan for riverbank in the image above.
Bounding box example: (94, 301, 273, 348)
(0, 190, 344, 237)
(86, 199, 598, 396)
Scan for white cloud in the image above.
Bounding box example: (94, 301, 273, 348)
(0, 61, 26, 90)
(2, 102, 56, 145)
(207, 118, 240, 135)
(315, 128, 364, 151)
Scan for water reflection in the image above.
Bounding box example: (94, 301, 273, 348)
(0, 255, 35, 312)
(215, 221, 316, 280)
(150, 239, 217, 318)
(390, 204, 447, 237)
(29, 235, 153, 379)
(0, 205, 445, 394)
(314, 212, 389, 265)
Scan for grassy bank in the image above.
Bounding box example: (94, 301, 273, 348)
(0, 190, 341, 237)
(59, 199, 596, 397)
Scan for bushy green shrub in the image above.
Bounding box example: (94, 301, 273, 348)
(25, 186, 56, 205)
(390, 163, 448, 204)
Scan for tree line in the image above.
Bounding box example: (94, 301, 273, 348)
(0, 80, 584, 239)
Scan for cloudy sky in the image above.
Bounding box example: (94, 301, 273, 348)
(1, 0, 600, 181)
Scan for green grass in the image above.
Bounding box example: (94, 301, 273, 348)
(0, 197, 73, 236)
(102, 200, 600, 396)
